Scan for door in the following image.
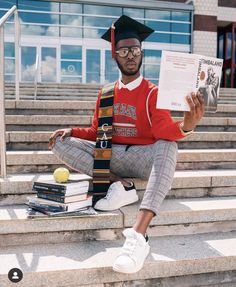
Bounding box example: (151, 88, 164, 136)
(21, 46, 57, 82)
(41, 47, 57, 82)
(105, 50, 119, 83)
(218, 23, 236, 88)
(21, 46, 37, 82)
(86, 49, 101, 83)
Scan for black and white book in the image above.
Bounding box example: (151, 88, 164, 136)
(27, 195, 93, 212)
(156, 51, 223, 112)
(37, 192, 87, 203)
(26, 206, 98, 219)
(32, 180, 89, 196)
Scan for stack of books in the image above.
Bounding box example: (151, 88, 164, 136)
(26, 180, 93, 217)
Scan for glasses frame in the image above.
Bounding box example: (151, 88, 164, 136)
(115, 46, 142, 58)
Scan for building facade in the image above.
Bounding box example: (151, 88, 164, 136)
(1, 0, 236, 87)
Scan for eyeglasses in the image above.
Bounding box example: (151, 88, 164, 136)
(115, 46, 142, 58)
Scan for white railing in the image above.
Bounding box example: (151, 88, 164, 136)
(0, 5, 20, 178)
(34, 53, 39, 100)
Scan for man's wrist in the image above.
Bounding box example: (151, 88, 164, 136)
(179, 122, 194, 136)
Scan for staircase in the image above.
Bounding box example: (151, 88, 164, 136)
(0, 85, 236, 286)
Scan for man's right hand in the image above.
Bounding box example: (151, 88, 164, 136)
(48, 128, 72, 149)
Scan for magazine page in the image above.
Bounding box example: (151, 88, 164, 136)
(156, 51, 223, 112)
(196, 55, 223, 112)
(156, 50, 198, 111)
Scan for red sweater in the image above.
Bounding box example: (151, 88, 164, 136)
(72, 78, 185, 144)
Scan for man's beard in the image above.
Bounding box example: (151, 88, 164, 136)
(116, 58, 143, 76)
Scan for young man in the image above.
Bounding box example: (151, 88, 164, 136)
(49, 15, 205, 274)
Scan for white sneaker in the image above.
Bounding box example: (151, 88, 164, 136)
(94, 181, 138, 211)
(113, 228, 150, 273)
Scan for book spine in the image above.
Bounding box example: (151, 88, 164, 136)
(28, 202, 66, 212)
(37, 193, 65, 203)
(33, 184, 66, 194)
(36, 189, 65, 196)
(33, 182, 66, 190)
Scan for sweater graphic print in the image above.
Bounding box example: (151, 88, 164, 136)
(71, 78, 185, 145)
(113, 103, 137, 138)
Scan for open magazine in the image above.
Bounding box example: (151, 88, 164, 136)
(156, 51, 223, 112)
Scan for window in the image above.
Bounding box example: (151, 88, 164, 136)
(123, 8, 144, 19)
(0, 2, 192, 84)
(61, 45, 82, 83)
(145, 9, 191, 45)
(60, 3, 82, 38)
(18, 1, 59, 12)
(83, 5, 121, 39)
(21, 46, 37, 82)
(143, 49, 162, 85)
(105, 50, 119, 83)
(5, 43, 15, 81)
(86, 49, 101, 83)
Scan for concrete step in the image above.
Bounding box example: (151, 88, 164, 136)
(5, 100, 236, 117)
(1, 170, 235, 205)
(175, 117, 236, 132)
(5, 87, 98, 92)
(5, 100, 96, 115)
(5, 131, 236, 150)
(5, 90, 98, 96)
(5, 115, 92, 131)
(219, 96, 236, 101)
(5, 100, 93, 108)
(174, 105, 236, 117)
(5, 82, 101, 89)
(3, 149, 236, 173)
(0, 196, 236, 247)
(5, 95, 97, 101)
(6, 95, 235, 103)
(0, 231, 235, 286)
(218, 100, 236, 105)
(220, 95, 236, 97)
(4, 115, 236, 131)
(6, 94, 236, 102)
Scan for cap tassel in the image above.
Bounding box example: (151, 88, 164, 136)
(111, 23, 116, 59)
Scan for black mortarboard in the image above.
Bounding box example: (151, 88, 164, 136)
(101, 15, 154, 58)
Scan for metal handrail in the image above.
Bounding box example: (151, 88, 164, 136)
(34, 53, 39, 100)
(0, 5, 19, 178)
(0, 5, 17, 26)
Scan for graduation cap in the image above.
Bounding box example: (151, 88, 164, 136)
(101, 15, 154, 58)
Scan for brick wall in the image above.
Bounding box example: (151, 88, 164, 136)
(192, 0, 218, 57)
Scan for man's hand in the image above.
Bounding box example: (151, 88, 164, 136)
(182, 92, 205, 131)
(48, 128, 72, 149)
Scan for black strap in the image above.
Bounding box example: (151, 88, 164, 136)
(91, 82, 116, 198)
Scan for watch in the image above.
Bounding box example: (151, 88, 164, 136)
(179, 122, 194, 136)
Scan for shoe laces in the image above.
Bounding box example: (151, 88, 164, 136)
(104, 182, 121, 200)
(121, 236, 139, 259)
(103, 186, 114, 200)
(104, 190, 113, 200)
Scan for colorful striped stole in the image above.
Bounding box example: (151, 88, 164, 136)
(92, 82, 116, 202)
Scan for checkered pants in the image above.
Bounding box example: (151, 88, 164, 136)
(52, 137, 178, 215)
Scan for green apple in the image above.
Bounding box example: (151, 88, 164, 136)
(53, 167, 70, 183)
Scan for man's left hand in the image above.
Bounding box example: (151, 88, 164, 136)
(182, 92, 205, 131)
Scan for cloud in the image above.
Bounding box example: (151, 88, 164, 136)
(22, 55, 56, 82)
(83, 28, 101, 38)
(5, 59, 15, 74)
(22, 63, 35, 81)
(21, 24, 58, 36)
(41, 55, 56, 81)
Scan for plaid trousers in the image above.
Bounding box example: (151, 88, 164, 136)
(52, 137, 178, 215)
